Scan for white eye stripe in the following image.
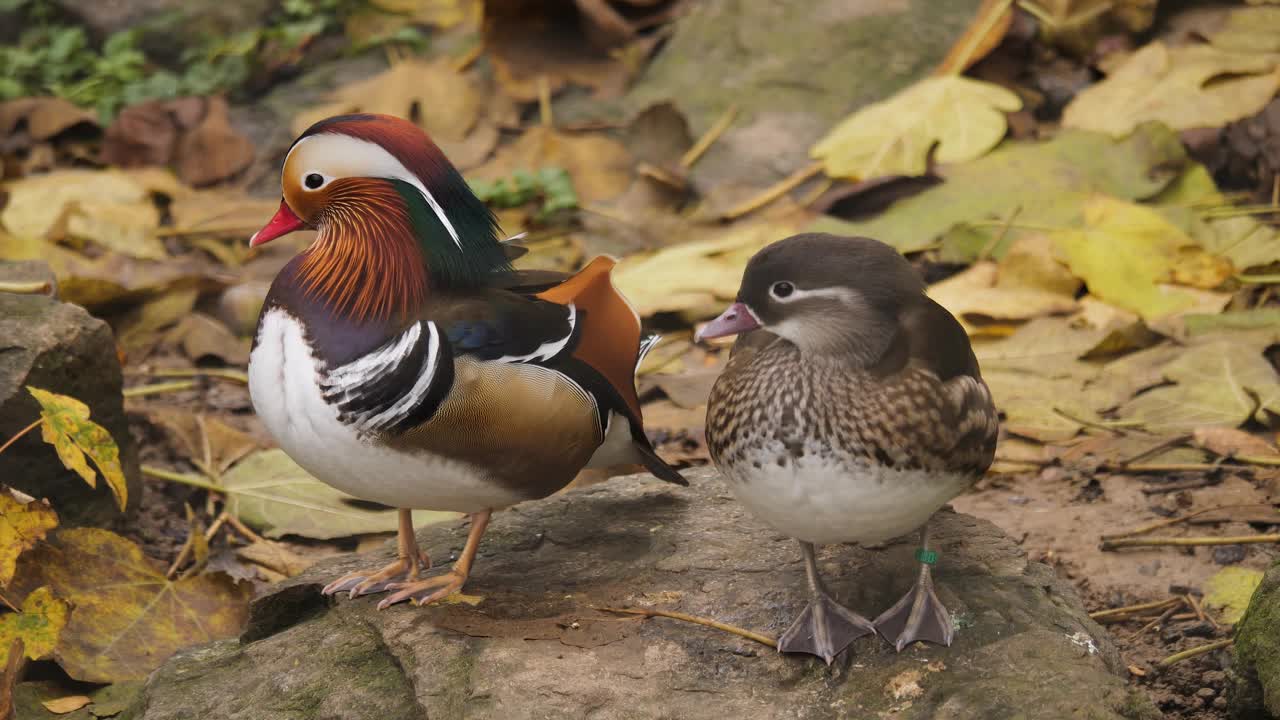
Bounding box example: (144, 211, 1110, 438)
(287, 134, 463, 250)
(772, 285, 859, 304)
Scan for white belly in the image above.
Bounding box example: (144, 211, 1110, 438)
(721, 441, 970, 545)
(248, 309, 527, 513)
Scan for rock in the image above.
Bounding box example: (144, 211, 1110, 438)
(0, 262, 140, 526)
(128, 468, 1158, 720)
(624, 0, 984, 204)
(1230, 559, 1280, 719)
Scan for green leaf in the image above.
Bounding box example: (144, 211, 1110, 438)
(221, 450, 459, 540)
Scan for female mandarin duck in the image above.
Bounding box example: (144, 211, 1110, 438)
(699, 234, 998, 663)
(247, 113, 685, 609)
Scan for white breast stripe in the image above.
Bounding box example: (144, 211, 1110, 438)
(325, 322, 421, 392)
(360, 322, 442, 431)
(494, 304, 577, 364)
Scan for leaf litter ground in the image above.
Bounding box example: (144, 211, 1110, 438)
(3, 1, 1280, 718)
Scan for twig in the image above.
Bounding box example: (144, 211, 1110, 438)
(1051, 407, 1141, 433)
(797, 178, 834, 209)
(1102, 504, 1269, 541)
(1101, 534, 1280, 551)
(1157, 639, 1232, 669)
(1236, 274, 1280, 285)
(0, 590, 17, 613)
(1090, 598, 1181, 621)
(205, 511, 230, 543)
(1133, 600, 1184, 638)
(1184, 593, 1219, 629)
(149, 368, 249, 384)
(595, 606, 777, 647)
(538, 76, 553, 128)
(0, 419, 42, 457)
(680, 104, 739, 169)
(0, 281, 51, 294)
(942, 0, 1014, 75)
(1117, 434, 1191, 467)
(142, 465, 224, 493)
(1141, 474, 1223, 494)
(123, 380, 198, 399)
(225, 513, 266, 544)
(722, 162, 824, 220)
(453, 41, 484, 72)
(977, 206, 1021, 263)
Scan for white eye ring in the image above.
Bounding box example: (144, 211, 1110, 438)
(302, 172, 330, 191)
(770, 281, 796, 300)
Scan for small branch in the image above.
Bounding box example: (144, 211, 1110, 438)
(1101, 534, 1280, 551)
(225, 513, 266, 545)
(1132, 601, 1183, 638)
(1101, 504, 1270, 541)
(1051, 407, 1141, 433)
(149, 368, 249, 384)
(0, 590, 17, 613)
(942, 0, 1014, 75)
(1236, 274, 1280, 285)
(1117, 434, 1191, 467)
(680, 104, 739, 169)
(0, 419, 42, 457)
(722, 162, 824, 220)
(0, 281, 51, 294)
(123, 380, 198, 399)
(1090, 598, 1181, 621)
(142, 465, 224, 493)
(595, 606, 777, 648)
(1157, 639, 1233, 669)
(453, 41, 484, 72)
(538, 75, 553, 128)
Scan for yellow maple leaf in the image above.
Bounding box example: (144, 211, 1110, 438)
(0, 491, 58, 587)
(811, 75, 1022, 181)
(0, 586, 69, 663)
(26, 387, 128, 512)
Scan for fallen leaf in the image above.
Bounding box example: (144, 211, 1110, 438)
(39, 244, 231, 309)
(927, 234, 1082, 333)
(811, 75, 1022, 180)
(0, 492, 57, 589)
(9, 528, 250, 683)
(147, 411, 259, 479)
(1203, 566, 1264, 624)
(368, 0, 476, 28)
(41, 695, 91, 714)
(469, 126, 634, 205)
(66, 198, 166, 260)
(0, 587, 68, 664)
(1062, 42, 1280, 136)
(101, 100, 181, 169)
(173, 97, 254, 187)
(613, 220, 800, 318)
(813, 123, 1187, 255)
(1209, 6, 1280, 54)
(1192, 427, 1280, 458)
(1116, 334, 1280, 432)
(221, 450, 459, 540)
(483, 0, 663, 101)
(0, 169, 154, 242)
(168, 192, 281, 237)
(0, 98, 97, 144)
(1051, 195, 1231, 321)
(27, 387, 127, 512)
(114, 288, 201, 358)
(292, 60, 481, 144)
(167, 313, 250, 365)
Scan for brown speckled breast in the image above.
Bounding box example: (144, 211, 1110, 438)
(706, 336, 997, 480)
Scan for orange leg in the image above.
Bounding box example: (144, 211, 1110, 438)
(321, 509, 431, 598)
(376, 509, 491, 610)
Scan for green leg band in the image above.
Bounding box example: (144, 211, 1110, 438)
(915, 548, 938, 565)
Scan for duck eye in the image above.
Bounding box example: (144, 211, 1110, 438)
(770, 281, 795, 299)
(303, 173, 325, 190)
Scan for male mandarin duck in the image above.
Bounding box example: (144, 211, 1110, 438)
(246, 113, 685, 609)
(699, 234, 998, 663)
